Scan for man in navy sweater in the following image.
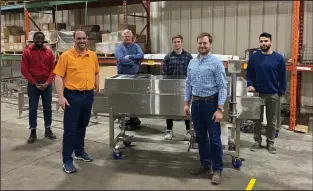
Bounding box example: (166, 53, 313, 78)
(246, 32, 286, 154)
(115, 29, 144, 130)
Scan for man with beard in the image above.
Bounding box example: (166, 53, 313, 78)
(246, 32, 286, 154)
(114, 29, 144, 130)
(184, 32, 227, 185)
(21, 31, 57, 143)
(54, 30, 100, 173)
(162, 35, 193, 140)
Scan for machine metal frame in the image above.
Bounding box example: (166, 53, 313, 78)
(94, 60, 265, 170)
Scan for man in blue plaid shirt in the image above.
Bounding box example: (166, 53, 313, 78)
(184, 32, 227, 185)
(162, 35, 193, 141)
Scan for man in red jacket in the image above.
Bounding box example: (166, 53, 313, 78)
(21, 31, 57, 143)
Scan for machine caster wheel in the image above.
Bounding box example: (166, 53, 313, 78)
(112, 150, 123, 160)
(232, 157, 242, 169)
(228, 143, 236, 151)
(241, 127, 248, 133)
(275, 131, 279, 138)
(123, 140, 132, 147)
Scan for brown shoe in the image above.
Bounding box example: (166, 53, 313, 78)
(212, 171, 222, 185)
(28, 130, 37, 144)
(190, 166, 211, 175)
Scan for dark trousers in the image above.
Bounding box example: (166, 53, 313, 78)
(191, 97, 223, 172)
(27, 82, 52, 129)
(166, 119, 190, 130)
(62, 89, 94, 164)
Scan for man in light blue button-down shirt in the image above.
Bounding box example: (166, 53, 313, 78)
(184, 32, 227, 185)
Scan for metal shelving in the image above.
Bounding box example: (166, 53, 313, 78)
(1, 0, 311, 130)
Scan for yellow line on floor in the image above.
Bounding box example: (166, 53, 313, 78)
(245, 178, 256, 190)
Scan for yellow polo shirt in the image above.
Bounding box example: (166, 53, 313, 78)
(53, 47, 100, 91)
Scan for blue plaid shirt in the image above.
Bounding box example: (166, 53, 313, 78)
(162, 49, 193, 76)
(185, 53, 228, 106)
(114, 43, 144, 74)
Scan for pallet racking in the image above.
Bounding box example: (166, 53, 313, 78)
(1, 0, 312, 130)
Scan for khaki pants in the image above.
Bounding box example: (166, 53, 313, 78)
(254, 93, 280, 145)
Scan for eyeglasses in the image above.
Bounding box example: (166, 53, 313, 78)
(76, 37, 87, 40)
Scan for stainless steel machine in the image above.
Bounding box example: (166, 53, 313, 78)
(93, 60, 264, 169)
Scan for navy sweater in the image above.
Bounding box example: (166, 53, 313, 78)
(246, 51, 287, 95)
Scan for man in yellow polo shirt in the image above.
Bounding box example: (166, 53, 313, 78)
(54, 30, 100, 174)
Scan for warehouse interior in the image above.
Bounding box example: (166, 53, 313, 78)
(1, 0, 312, 190)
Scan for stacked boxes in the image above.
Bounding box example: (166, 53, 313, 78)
(2, 25, 26, 53)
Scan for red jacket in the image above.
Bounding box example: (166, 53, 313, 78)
(21, 45, 56, 85)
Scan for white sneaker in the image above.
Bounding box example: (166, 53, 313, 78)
(184, 130, 192, 141)
(165, 130, 173, 140)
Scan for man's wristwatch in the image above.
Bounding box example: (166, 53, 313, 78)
(217, 107, 224, 112)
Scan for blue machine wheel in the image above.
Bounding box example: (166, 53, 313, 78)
(112, 151, 123, 160)
(275, 131, 279, 138)
(232, 157, 242, 169)
(123, 140, 132, 147)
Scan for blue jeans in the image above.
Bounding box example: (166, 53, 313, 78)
(191, 96, 223, 172)
(62, 89, 94, 164)
(27, 82, 52, 129)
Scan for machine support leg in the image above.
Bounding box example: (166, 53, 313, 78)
(109, 111, 115, 149)
(235, 119, 241, 158)
(18, 92, 24, 119)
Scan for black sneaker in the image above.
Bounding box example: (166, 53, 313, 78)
(267, 144, 276, 154)
(45, 128, 57, 139)
(250, 142, 261, 152)
(28, 130, 37, 144)
(190, 166, 211, 175)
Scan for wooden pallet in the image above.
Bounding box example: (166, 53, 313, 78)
(3, 51, 23, 55)
(95, 52, 115, 58)
(1, 1, 18, 5)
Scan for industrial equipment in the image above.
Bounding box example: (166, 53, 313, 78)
(93, 59, 265, 169)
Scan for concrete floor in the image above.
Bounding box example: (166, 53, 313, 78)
(1, 101, 312, 190)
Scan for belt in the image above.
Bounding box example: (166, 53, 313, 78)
(65, 88, 94, 94)
(192, 95, 216, 101)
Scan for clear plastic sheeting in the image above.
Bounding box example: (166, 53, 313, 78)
(57, 31, 74, 52)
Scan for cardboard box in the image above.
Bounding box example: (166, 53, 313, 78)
(14, 43, 26, 52)
(71, 25, 100, 32)
(21, 35, 26, 43)
(42, 31, 57, 42)
(9, 35, 21, 43)
(49, 23, 66, 31)
(4, 43, 15, 51)
(109, 31, 123, 41)
(96, 42, 110, 53)
(40, 23, 49, 31)
(118, 24, 136, 34)
(87, 40, 98, 51)
(102, 33, 109, 42)
(136, 34, 146, 43)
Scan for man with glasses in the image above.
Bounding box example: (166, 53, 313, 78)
(114, 29, 144, 131)
(54, 30, 100, 173)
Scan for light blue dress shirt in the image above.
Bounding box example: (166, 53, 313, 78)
(185, 53, 228, 106)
